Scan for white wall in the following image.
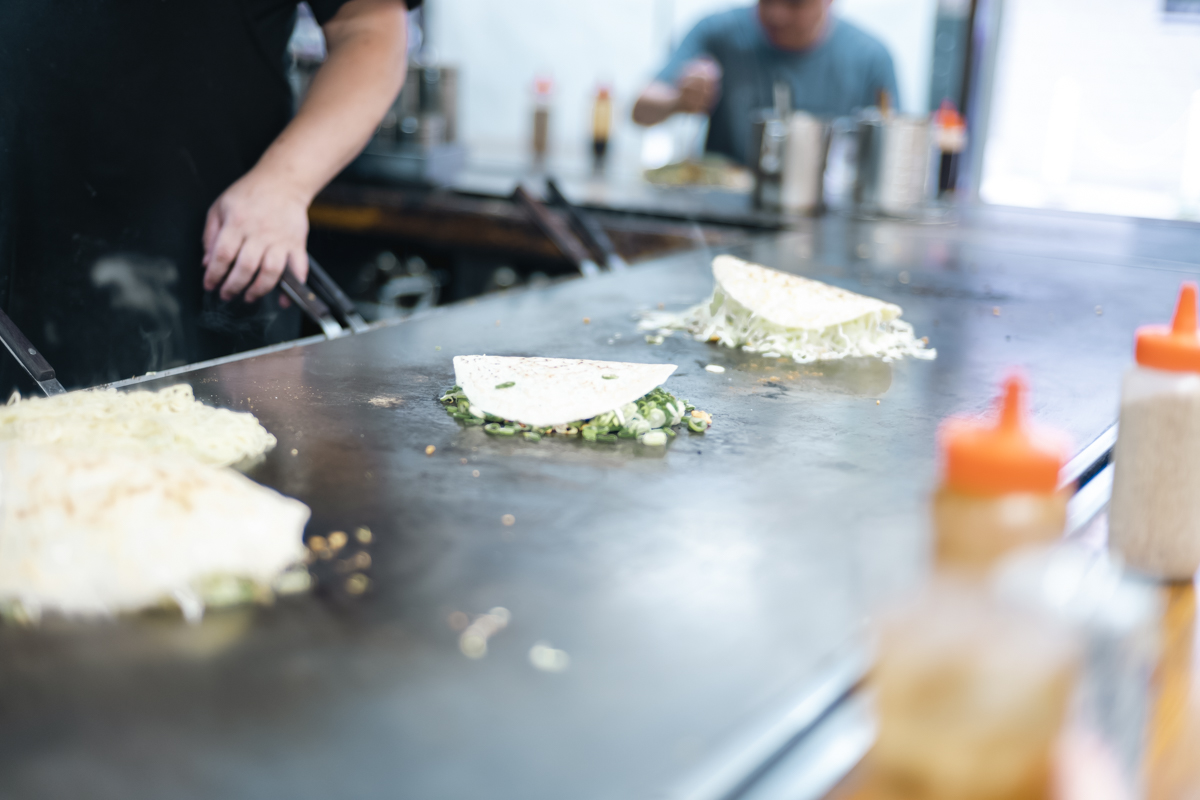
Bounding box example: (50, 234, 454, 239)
(428, 0, 937, 165)
(980, 0, 1200, 220)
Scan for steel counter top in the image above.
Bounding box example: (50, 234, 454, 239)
(3, 209, 1199, 800)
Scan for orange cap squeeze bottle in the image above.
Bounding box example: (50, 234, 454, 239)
(940, 376, 1070, 496)
(1135, 282, 1200, 374)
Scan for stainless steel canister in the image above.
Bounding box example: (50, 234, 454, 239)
(752, 111, 831, 216)
(855, 114, 934, 218)
(780, 112, 831, 215)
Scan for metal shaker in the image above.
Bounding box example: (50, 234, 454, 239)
(855, 113, 934, 218)
(752, 110, 831, 215)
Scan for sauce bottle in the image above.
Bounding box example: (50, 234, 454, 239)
(531, 76, 554, 164)
(933, 375, 1072, 575)
(933, 100, 967, 196)
(869, 582, 1080, 800)
(592, 85, 612, 170)
(1109, 282, 1200, 580)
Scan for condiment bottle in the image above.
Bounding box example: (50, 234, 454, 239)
(933, 375, 1072, 574)
(933, 100, 967, 196)
(531, 76, 554, 164)
(1109, 282, 1200, 581)
(592, 85, 612, 170)
(869, 581, 1080, 800)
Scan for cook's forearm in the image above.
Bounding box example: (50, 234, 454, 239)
(632, 82, 681, 126)
(254, 1, 409, 203)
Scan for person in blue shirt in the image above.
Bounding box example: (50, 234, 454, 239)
(633, 0, 900, 166)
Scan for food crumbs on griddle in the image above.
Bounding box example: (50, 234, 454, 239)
(993, 306, 1001, 316)
(328, 531, 348, 550)
(877, 400, 881, 405)
(355, 526, 373, 544)
(501, 514, 516, 527)
(425, 445, 437, 455)
(352, 552, 371, 569)
(460, 458, 468, 465)
(345, 574, 370, 595)
(657, 303, 665, 310)
(291, 448, 298, 456)
(473, 470, 480, 477)
(583, 317, 591, 324)
(1095, 306, 1103, 316)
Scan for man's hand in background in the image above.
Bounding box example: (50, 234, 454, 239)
(675, 57, 722, 114)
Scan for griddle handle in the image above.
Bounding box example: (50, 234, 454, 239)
(545, 178, 627, 271)
(0, 306, 57, 382)
(512, 186, 600, 277)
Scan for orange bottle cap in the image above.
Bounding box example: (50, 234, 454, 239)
(940, 376, 1070, 496)
(1135, 283, 1200, 373)
(935, 100, 965, 130)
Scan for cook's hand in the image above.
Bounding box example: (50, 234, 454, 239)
(202, 169, 310, 303)
(676, 58, 722, 114)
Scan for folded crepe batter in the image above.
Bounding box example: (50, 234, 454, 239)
(0, 384, 276, 467)
(643, 255, 935, 364)
(0, 445, 310, 618)
(453, 356, 678, 428)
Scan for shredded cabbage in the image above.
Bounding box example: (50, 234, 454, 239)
(641, 287, 936, 364)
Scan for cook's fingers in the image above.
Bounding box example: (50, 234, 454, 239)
(204, 227, 245, 292)
(220, 240, 267, 301)
(202, 207, 222, 265)
(287, 249, 310, 284)
(244, 246, 288, 303)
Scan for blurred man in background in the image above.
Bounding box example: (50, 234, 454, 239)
(633, 0, 899, 165)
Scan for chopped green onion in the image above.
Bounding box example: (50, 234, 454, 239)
(495, 381, 515, 389)
(439, 384, 709, 446)
(602, 375, 618, 380)
(641, 431, 668, 446)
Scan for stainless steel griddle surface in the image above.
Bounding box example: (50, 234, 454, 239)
(2, 209, 1199, 800)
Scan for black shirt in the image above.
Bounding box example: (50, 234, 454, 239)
(0, 0, 419, 393)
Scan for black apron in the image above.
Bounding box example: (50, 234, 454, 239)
(0, 0, 310, 393)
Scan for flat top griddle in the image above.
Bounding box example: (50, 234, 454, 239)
(2, 209, 1198, 800)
